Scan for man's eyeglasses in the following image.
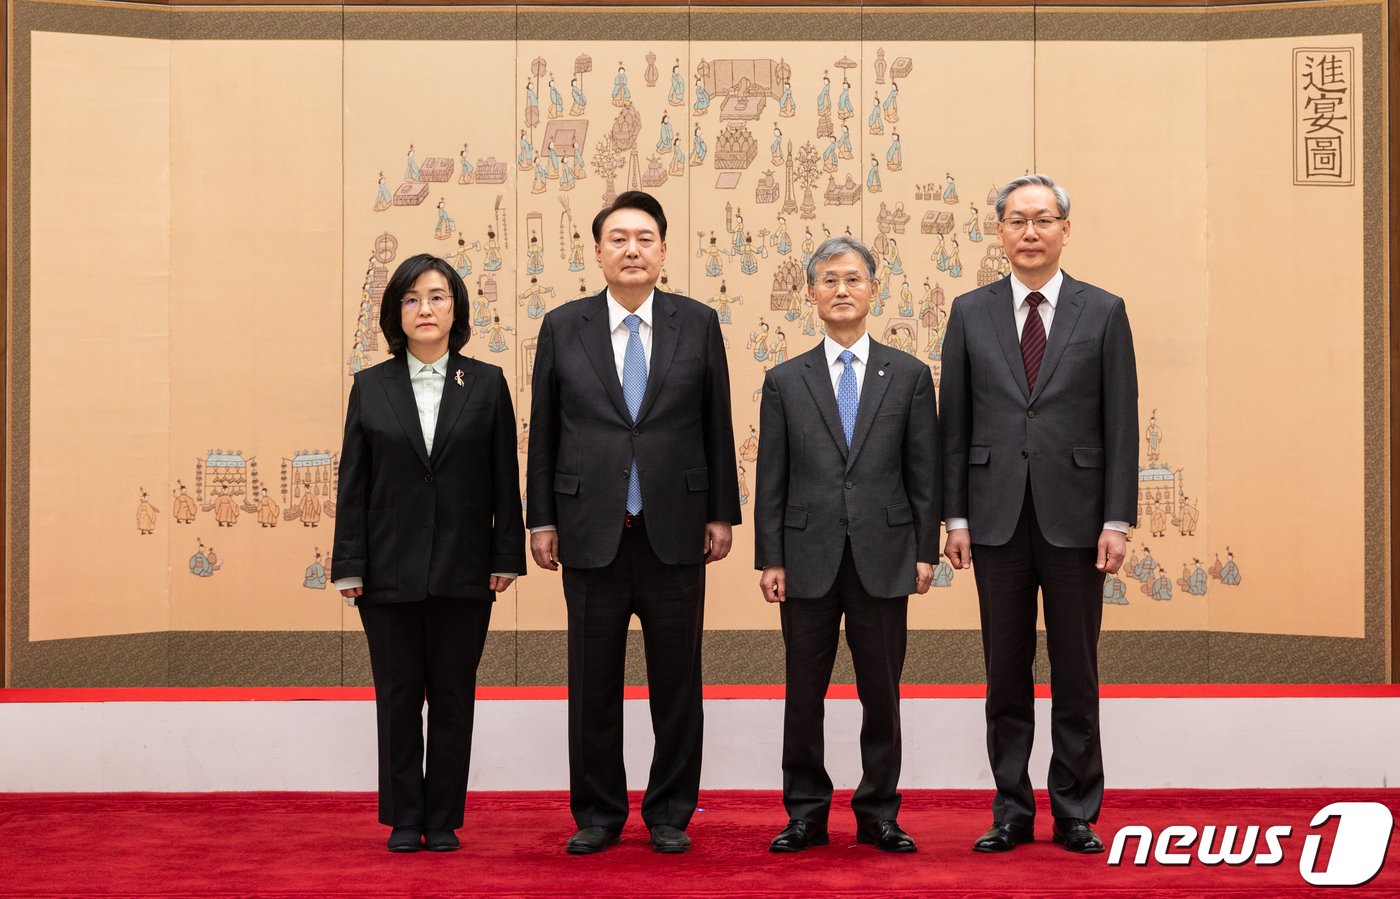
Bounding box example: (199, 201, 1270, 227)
(401, 295, 451, 311)
(815, 275, 869, 291)
(1000, 217, 1064, 233)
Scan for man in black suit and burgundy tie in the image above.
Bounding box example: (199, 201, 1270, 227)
(940, 174, 1139, 855)
(527, 191, 741, 855)
(755, 235, 940, 854)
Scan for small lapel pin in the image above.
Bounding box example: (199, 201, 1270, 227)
(878, 370, 885, 377)
(454, 369, 465, 387)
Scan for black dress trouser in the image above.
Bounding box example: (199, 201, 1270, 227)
(971, 486, 1105, 828)
(561, 520, 705, 831)
(359, 595, 493, 830)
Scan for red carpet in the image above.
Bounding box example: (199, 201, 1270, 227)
(3, 790, 1398, 897)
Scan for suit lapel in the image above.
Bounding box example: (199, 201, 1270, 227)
(1029, 272, 1085, 402)
(380, 359, 431, 470)
(845, 338, 892, 470)
(985, 276, 1032, 402)
(429, 353, 477, 464)
(635, 291, 678, 424)
(800, 343, 848, 461)
(577, 291, 632, 423)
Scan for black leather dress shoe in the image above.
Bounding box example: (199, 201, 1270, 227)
(649, 824, 691, 854)
(566, 825, 622, 855)
(1053, 818, 1105, 854)
(386, 826, 423, 853)
(424, 830, 459, 852)
(769, 820, 830, 853)
(972, 822, 1033, 853)
(856, 819, 917, 853)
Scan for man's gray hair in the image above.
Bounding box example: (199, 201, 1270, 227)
(994, 173, 1071, 221)
(805, 235, 877, 286)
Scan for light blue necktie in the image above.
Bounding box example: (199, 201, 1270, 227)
(622, 314, 647, 514)
(836, 349, 858, 448)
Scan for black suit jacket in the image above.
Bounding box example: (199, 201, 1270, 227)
(754, 338, 940, 598)
(332, 352, 526, 603)
(940, 272, 1139, 548)
(526, 289, 741, 568)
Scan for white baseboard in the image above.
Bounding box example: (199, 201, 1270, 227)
(2, 697, 1396, 792)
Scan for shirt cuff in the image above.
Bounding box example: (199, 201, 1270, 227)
(944, 517, 970, 532)
(1103, 521, 1130, 534)
(530, 525, 557, 533)
(333, 576, 362, 606)
(490, 573, 518, 580)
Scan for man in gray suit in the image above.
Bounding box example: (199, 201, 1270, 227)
(755, 235, 940, 854)
(527, 191, 741, 855)
(940, 174, 1139, 855)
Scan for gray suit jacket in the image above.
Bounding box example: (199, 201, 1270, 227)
(939, 272, 1139, 548)
(754, 337, 940, 599)
(526, 289, 741, 569)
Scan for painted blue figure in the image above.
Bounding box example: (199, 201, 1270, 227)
(888, 238, 905, 275)
(570, 78, 587, 115)
(482, 229, 502, 272)
(698, 236, 725, 277)
(868, 93, 884, 135)
(837, 80, 853, 120)
(1149, 569, 1173, 601)
(948, 236, 963, 278)
(1220, 553, 1242, 586)
(735, 235, 766, 275)
(693, 77, 710, 115)
(870, 290, 884, 317)
(1185, 562, 1208, 596)
(800, 229, 815, 268)
(612, 64, 631, 105)
(771, 126, 784, 166)
(778, 79, 795, 117)
(1103, 575, 1128, 605)
(837, 125, 853, 159)
(373, 173, 393, 211)
(434, 199, 455, 240)
(530, 156, 549, 194)
(771, 329, 788, 365)
(189, 543, 214, 577)
(668, 65, 685, 106)
(517, 129, 534, 169)
(866, 155, 882, 192)
(546, 141, 561, 180)
(965, 204, 983, 242)
(772, 216, 791, 255)
(749, 323, 771, 361)
(883, 81, 899, 123)
(560, 158, 577, 191)
(656, 114, 674, 153)
(886, 131, 902, 170)
(548, 78, 563, 118)
(932, 559, 954, 587)
(404, 144, 421, 182)
(898, 280, 914, 318)
(669, 139, 686, 176)
(304, 552, 327, 589)
(943, 173, 959, 204)
(934, 233, 949, 272)
(816, 75, 831, 116)
(447, 237, 475, 279)
(458, 147, 475, 184)
(692, 125, 708, 165)
(487, 317, 510, 353)
(1133, 548, 1157, 581)
(525, 235, 545, 275)
(472, 292, 493, 327)
(525, 79, 539, 120)
(821, 137, 839, 172)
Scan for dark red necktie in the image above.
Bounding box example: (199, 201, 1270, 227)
(1020, 291, 1047, 391)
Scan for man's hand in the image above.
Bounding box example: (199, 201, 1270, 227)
(338, 586, 363, 599)
(530, 531, 560, 571)
(944, 529, 972, 569)
(1096, 529, 1127, 574)
(704, 521, 733, 563)
(915, 561, 934, 595)
(489, 575, 516, 593)
(760, 566, 786, 603)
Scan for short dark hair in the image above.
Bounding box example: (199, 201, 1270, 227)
(378, 253, 472, 357)
(591, 190, 667, 242)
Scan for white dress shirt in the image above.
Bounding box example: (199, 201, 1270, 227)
(532, 289, 655, 535)
(823, 331, 870, 399)
(945, 269, 1128, 537)
(337, 351, 515, 601)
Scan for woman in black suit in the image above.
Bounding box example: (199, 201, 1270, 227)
(332, 253, 525, 853)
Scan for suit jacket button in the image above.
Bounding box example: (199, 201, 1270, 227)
(839, 518, 848, 525)
(1021, 451, 1028, 458)
(622, 470, 629, 478)
(844, 481, 853, 489)
(632, 428, 640, 436)
(424, 474, 434, 483)
(1027, 409, 1036, 418)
